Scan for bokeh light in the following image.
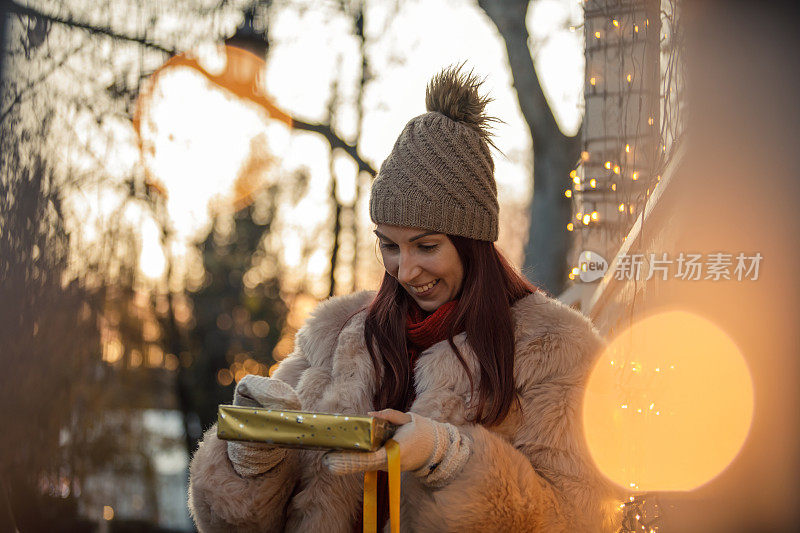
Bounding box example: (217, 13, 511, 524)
(583, 310, 754, 492)
(133, 45, 292, 262)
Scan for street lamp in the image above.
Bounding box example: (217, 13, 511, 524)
(225, 6, 269, 60)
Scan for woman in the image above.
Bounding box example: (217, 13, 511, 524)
(188, 66, 621, 532)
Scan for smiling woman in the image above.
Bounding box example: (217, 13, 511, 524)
(373, 225, 464, 313)
(188, 65, 622, 533)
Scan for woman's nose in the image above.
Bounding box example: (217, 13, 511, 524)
(397, 253, 422, 284)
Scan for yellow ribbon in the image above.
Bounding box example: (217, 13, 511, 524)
(386, 439, 401, 533)
(363, 470, 377, 533)
(363, 439, 401, 533)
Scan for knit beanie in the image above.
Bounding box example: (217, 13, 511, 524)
(369, 65, 500, 242)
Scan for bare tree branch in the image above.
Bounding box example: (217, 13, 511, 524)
(292, 118, 376, 176)
(7, 0, 177, 55)
(0, 43, 85, 123)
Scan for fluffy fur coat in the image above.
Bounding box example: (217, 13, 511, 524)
(188, 290, 622, 532)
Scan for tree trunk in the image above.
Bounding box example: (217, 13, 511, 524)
(327, 83, 342, 298)
(351, 1, 367, 294)
(328, 149, 342, 298)
(478, 0, 581, 295)
(0, 1, 8, 85)
(528, 142, 579, 294)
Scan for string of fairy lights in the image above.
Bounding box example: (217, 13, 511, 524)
(570, 2, 685, 532)
(568, 0, 684, 286)
(619, 494, 662, 533)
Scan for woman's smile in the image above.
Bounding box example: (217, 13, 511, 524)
(409, 279, 440, 296)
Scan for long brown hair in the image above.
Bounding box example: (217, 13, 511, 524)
(363, 235, 536, 426)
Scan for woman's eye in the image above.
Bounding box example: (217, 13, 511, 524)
(379, 242, 397, 250)
(419, 244, 437, 252)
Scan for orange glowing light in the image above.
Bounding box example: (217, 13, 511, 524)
(165, 353, 179, 371)
(134, 46, 293, 139)
(130, 349, 143, 368)
(133, 45, 293, 215)
(583, 311, 754, 492)
(103, 339, 124, 364)
(217, 368, 233, 386)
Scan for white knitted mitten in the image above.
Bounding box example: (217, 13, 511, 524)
(322, 411, 472, 488)
(226, 374, 301, 478)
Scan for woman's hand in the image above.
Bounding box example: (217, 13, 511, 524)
(322, 409, 431, 474)
(226, 375, 301, 477)
(371, 408, 413, 425)
(322, 409, 466, 480)
(233, 374, 301, 411)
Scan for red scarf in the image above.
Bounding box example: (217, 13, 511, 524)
(406, 298, 460, 363)
(402, 297, 462, 410)
(371, 298, 462, 533)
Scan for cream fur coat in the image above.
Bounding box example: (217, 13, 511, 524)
(188, 289, 622, 532)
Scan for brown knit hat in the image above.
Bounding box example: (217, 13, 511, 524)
(369, 65, 500, 242)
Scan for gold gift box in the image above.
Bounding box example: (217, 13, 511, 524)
(217, 405, 397, 451)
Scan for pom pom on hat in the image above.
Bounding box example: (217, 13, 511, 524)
(425, 63, 498, 149)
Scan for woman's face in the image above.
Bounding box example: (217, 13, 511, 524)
(375, 224, 464, 313)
